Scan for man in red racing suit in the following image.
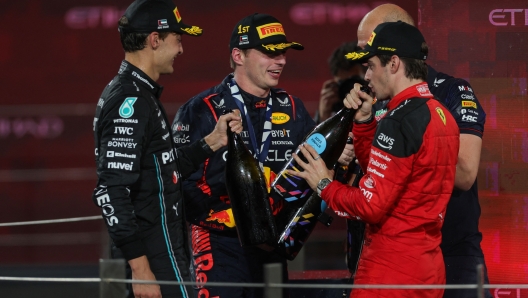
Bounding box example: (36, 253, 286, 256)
(288, 22, 460, 298)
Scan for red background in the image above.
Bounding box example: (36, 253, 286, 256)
(0, 0, 527, 291)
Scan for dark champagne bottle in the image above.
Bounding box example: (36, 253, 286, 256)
(224, 119, 278, 249)
(272, 108, 356, 260)
(271, 106, 356, 203)
(346, 166, 366, 276)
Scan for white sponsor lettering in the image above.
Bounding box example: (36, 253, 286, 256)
(376, 133, 394, 150)
(162, 132, 170, 140)
(458, 85, 474, 93)
(489, 9, 528, 26)
(97, 98, 104, 107)
(266, 149, 293, 162)
(334, 210, 350, 217)
(162, 149, 176, 164)
(360, 186, 373, 202)
(108, 141, 137, 148)
(107, 151, 136, 159)
(369, 158, 388, 170)
(272, 140, 294, 146)
(113, 119, 138, 123)
(131, 71, 154, 89)
(370, 149, 391, 162)
(462, 115, 478, 123)
(93, 117, 98, 131)
(114, 126, 133, 135)
(270, 129, 291, 138)
(277, 97, 290, 106)
(107, 161, 134, 171)
(367, 166, 385, 178)
(461, 94, 475, 100)
(173, 134, 188, 143)
(389, 99, 410, 116)
(95, 192, 119, 226)
(172, 123, 190, 132)
(161, 120, 166, 130)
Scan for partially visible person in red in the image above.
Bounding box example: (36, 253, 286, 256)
(288, 22, 460, 298)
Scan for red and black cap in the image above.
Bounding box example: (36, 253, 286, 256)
(229, 13, 304, 53)
(346, 21, 426, 62)
(119, 0, 202, 36)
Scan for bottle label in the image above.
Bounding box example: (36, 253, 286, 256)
(306, 133, 326, 154)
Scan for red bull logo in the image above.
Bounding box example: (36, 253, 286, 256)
(205, 209, 235, 228)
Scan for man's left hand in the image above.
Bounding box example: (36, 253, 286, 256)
(286, 143, 334, 191)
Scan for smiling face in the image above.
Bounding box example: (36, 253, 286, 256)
(155, 32, 183, 75)
(234, 48, 287, 97)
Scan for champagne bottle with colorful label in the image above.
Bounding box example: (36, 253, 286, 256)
(225, 120, 277, 249)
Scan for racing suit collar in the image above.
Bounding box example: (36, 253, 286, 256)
(119, 60, 164, 98)
(388, 82, 433, 111)
(426, 65, 439, 87)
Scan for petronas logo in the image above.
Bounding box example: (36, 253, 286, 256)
(119, 97, 137, 118)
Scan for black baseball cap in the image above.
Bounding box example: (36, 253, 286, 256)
(346, 21, 426, 62)
(229, 13, 304, 53)
(119, 0, 202, 36)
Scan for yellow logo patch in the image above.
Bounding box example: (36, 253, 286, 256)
(435, 107, 446, 126)
(173, 7, 181, 23)
(271, 112, 290, 124)
(462, 101, 477, 109)
(181, 26, 202, 36)
(345, 52, 369, 60)
(378, 47, 396, 51)
(256, 22, 285, 39)
(262, 42, 300, 51)
(367, 32, 376, 46)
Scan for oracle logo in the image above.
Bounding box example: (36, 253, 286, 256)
(290, 2, 386, 25)
(489, 9, 528, 26)
(65, 6, 126, 29)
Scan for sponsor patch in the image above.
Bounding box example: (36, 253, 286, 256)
(363, 174, 376, 189)
(256, 22, 285, 39)
(119, 97, 137, 118)
(367, 32, 376, 46)
(239, 35, 249, 45)
(462, 101, 477, 109)
(255, 100, 266, 108)
(206, 209, 235, 228)
(173, 7, 181, 23)
(271, 112, 290, 124)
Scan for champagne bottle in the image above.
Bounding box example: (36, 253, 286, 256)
(271, 106, 356, 203)
(224, 117, 277, 249)
(346, 166, 366, 276)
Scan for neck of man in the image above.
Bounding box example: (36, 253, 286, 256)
(125, 51, 159, 82)
(390, 77, 425, 98)
(233, 72, 271, 98)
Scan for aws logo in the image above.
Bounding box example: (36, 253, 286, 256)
(271, 112, 290, 124)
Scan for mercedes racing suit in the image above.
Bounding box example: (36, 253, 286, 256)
(172, 74, 315, 298)
(322, 83, 460, 298)
(93, 60, 211, 298)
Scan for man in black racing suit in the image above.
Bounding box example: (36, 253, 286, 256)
(92, 1, 241, 297)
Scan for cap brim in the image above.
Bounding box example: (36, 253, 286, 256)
(345, 50, 373, 62)
(258, 42, 304, 52)
(175, 23, 203, 36)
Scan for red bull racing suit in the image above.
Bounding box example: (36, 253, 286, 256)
(172, 74, 315, 297)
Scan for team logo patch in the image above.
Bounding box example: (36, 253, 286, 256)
(271, 112, 290, 124)
(173, 7, 181, 23)
(256, 22, 285, 39)
(462, 101, 477, 109)
(255, 100, 266, 108)
(119, 97, 138, 118)
(363, 174, 376, 189)
(367, 32, 376, 46)
(345, 52, 369, 60)
(416, 84, 432, 96)
(206, 209, 235, 228)
(435, 107, 446, 126)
